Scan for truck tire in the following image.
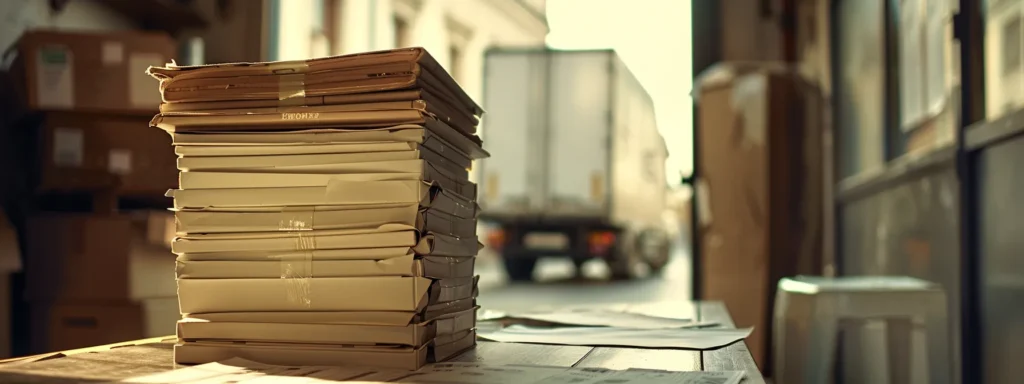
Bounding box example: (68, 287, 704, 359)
(641, 231, 671, 272)
(608, 234, 642, 280)
(503, 258, 537, 282)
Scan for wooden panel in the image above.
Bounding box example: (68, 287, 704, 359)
(699, 301, 766, 384)
(449, 341, 592, 367)
(574, 347, 701, 371)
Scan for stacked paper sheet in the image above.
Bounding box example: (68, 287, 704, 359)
(146, 48, 486, 370)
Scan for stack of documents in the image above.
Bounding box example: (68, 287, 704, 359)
(146, 48, 486, 370)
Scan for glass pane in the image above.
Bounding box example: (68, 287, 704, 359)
(835, 0, 887, 178)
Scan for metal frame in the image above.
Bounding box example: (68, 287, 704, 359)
(954, 0, 986, 383)
(688, 0, 722, 301)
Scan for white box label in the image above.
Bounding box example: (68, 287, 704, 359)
(35, 46, 74, 109)
(108, 149, 133, 175)
(129, 53, 165, 107)
(101, 41, 124, 65)
(52, 127, 84, 167)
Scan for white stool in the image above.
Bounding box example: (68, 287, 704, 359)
(773, 276, 952, 384)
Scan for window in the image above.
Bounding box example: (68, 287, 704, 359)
(394, 16, 411, 48)
(449, 44, 463, 82)
(309, 0, 338, 57)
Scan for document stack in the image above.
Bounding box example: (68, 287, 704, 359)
(146, 48, 485, 369)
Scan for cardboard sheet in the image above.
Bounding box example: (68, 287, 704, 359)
(171, 329, 476, 370)
(477, 325, 753, 350)
(177, 307, 476, 346)
(482, 310, 712, 330)
(176, 254, 476, 279)
(176, 276, 478, 313)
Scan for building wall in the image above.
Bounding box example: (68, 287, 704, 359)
(275, 0, 548, 112)
(0, 0, 136, 53)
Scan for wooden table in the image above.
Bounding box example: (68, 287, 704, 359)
(0, 301, 765, 383)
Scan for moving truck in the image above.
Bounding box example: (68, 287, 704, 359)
(478, 49, 671, 280)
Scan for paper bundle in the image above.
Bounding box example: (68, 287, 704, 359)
(146, 48, 486, 370)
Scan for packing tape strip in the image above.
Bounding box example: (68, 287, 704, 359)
(279, 209, 315, 308)
(272, 62, 309, 109)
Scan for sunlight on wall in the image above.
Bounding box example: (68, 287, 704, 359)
(545, 0, 693, 183)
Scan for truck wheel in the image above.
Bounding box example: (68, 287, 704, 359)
(503, 258, 537, 282)
(642, 232, 671, 272)
(608, 234, 642, 280)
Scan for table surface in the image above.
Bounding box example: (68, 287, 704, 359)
(0, 301, 765, 383)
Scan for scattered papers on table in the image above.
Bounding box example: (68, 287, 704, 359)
(477, 325, 753, 350)
(479, 309, 716, 329)
(118, 358, 744, 384)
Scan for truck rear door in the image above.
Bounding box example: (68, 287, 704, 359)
(545, 51, 612, 217)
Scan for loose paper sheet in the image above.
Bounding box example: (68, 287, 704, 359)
(477, 325, 753, 350)
(481, 309, 715, 329)
(117, 358, 743, 384)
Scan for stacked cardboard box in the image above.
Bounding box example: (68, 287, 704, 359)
(8, 30, 182, 354)
(24, 211, 179, 352)
(147, 48, 487, 369)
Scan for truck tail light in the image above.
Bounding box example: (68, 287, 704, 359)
(588, 231, 616, 255)
(487, 229, 506, 251)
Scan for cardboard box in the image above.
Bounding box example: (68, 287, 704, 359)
(177, 307, 476, 346)
(695, 64, 825, 370)
(25, 212, 177, 301)
(13, 30, 175, 115)
(173, 330, 476, 369)
(30, 298, 178, 353)
(177, 276, 478, 314)
(35, 112, 176, 194)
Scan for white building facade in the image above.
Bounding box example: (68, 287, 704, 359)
(274, 0, 549, 108)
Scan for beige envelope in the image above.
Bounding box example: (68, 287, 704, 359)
(177, 247, 413, 262)
(178, 144, 470, 175)
(168, 123, 484, 162)
(176, 276, 478, 313)
(167, 180, 474, 217)
(152, 111, 487, 159)
(160, 98, 478, 136)
(170, 225, 419, 254)
(172, 330, 476, 369)
(177, 160, 474, 198)
(176, 307, 476, 347)
(184, 297, 477, 325)
(148, 47, 482, 116)
(174, 141, 416, 157)
(158, 89, 480, 132)
(174, 203, 477, 237)
(175, 254, 476, 279)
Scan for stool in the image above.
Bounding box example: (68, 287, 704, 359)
(773, 276, 951, 384)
